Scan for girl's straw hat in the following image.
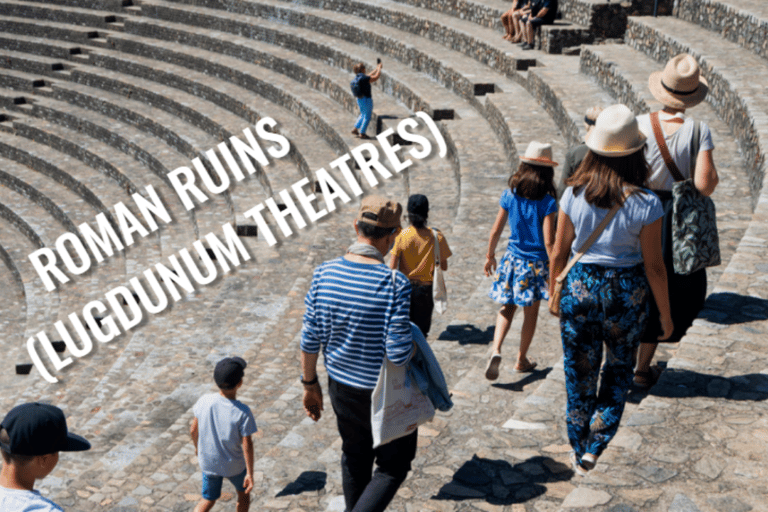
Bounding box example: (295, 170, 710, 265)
(586, 104, 646, 157)
(520, 141, 558, 167)
(648, 54, 708, 110)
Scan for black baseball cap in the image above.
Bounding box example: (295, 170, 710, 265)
(214, 356, 247, 389)
(407, 194, 429, 218)
(0, 403, 91, 456)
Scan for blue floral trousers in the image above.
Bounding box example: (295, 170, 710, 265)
(559, 262, 649, 462)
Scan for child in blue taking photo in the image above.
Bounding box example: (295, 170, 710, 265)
(483, 141, 558, 380)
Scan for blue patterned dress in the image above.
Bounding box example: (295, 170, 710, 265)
(488, 188, 557, 307)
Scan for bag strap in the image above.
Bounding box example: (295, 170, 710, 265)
(650, 111, 686, 182)
(555, 202, 622, 284)
(431, 228, 440, 267)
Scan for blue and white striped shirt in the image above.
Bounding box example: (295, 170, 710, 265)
(301, 257, 413, 389)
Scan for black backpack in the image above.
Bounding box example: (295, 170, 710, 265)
(350, 74, 364, 98)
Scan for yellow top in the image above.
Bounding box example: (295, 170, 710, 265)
(391, 226, 452, 283)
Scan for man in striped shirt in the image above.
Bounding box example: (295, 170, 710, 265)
(300, 195, 415, 512)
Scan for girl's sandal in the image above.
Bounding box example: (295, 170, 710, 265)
(485, 354, 502, 381)
(514, 359, 537, 373)
(633, 366, 662, 388)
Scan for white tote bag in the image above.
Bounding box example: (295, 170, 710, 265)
(432, 229, 448, 314)
(371, 340, 435, 448)
(371, 276, 436, 448)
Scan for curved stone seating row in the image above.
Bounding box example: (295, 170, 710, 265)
(0, 10, 350, 191)
(10, 0, 131, 13)
(3, 90, 203, 241)
(0, 126, 163, 264)
(3, 0, 127, 29)
(166, 0, 531, 76)
(0, 241, 26, 354)
(0, 218, 62, 396)
(674, 0, 768, 61)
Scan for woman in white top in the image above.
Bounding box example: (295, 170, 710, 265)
(550, 105, 673, 475)
(633, 54, 720, 388)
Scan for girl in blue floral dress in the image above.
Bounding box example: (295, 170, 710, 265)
(484, 141, 558, 380)
(549, 105, 673, 475)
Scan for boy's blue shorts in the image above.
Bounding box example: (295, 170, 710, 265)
(201, 469, 247, 500)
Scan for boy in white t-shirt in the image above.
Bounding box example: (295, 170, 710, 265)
(191, 356, 257, 512)
(0, 402, 92, 512)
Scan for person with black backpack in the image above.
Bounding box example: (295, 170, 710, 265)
(350, 61, 382, 139)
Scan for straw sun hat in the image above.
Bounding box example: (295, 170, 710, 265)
(586, 104, 646, 157)
(519, 141, 558, 167)
(648, 54, 708, 110)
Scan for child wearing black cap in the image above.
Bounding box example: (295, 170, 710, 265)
(0, 402, 91, 511)
(191, 356, 258, 512)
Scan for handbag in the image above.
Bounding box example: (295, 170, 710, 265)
(432, 228, 448, 314)
(650, 112, 720, 275)
(371, 273, 436, 448)
(549, 203, 622, 316)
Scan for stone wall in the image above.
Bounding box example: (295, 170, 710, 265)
(674, 0, 768, 61)
(559, 0, 628, 38)
(540, 23, 594, 54)
(387, 0, 502, 29)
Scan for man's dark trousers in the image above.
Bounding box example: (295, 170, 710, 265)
(328, 378, 418, 512)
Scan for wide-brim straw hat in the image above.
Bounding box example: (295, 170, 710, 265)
(648, 54, 708, 109)
(586, 104, 646, 157)
(520, 141, 558, 167)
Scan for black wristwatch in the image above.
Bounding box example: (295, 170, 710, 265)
(301, 375, 319, 386)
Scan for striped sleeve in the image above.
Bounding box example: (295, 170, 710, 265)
(300, 266, 322, 354)
(385, 270, 413, 366)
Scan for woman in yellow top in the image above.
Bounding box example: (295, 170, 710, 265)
(389, 194, 452, 337)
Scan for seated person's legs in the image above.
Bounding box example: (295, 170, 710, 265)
(501, 9, 514, 39)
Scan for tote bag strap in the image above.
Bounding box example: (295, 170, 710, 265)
(555, 202, 622, 284)
(650, 111, 686, 182)
(432, 228, 440, 269)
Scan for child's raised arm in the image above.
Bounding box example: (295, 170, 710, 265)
(484, 206, 509, 277)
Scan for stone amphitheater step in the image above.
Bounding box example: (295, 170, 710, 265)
(9, 0, 133, 12)
(0, 15, 104, 44)
(579, 43, 755, 289)
(0, 32, 85, 60)
(674, 0, 768, 61)
(3, 0, 127, 29)
(0, 129, 161, 310)
(0, 241, 26, 373)
(0, 217, 62, 396)
(6, 113, 194, 271)
(162, 0, 533, 75)
(0, 88, 202, 240)
(524, 55, 615, 177)
(625, 15, 768, 205)
(0, 40, 238, 233)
